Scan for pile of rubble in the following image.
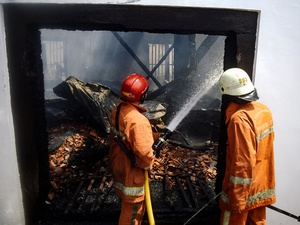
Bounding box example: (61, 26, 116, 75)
(151, 145, 217, 195)
(47, 120, 217, 204)
(47, 121, 110, 199)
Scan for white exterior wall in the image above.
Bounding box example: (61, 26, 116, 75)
(0, 0, 299, 224)
(0, 6, 25, 225)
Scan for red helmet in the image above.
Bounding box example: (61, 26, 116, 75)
(121, 73, 149, 102)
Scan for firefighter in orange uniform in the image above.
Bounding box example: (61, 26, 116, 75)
(109, 73, 158, 225)
(218, 68, 276, 225)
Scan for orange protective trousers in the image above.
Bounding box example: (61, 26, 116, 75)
(220, 206, 266, 225)
(118, 200, 146, 225)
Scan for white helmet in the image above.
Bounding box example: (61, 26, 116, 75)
(219, 68, 255, 96)
(219, 68, 259, 102)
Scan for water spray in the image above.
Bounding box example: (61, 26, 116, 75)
(152, 72, 220, 154)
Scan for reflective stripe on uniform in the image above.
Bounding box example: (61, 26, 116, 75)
(256, 126, 274, 143)
(221, 191, 229, 204)
(221, 188, 275, 205)
(114, 181, 144, 196)
(230, 175, 252, 185)
(222, 210, 231, 225)
(246, 188, 275, 205)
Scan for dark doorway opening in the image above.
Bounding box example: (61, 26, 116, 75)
(3, 3, 258, 225)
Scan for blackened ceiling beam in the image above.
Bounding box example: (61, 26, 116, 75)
(3, 4, 258, 34)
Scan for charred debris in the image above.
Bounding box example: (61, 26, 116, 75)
(43, 75, 221, 224)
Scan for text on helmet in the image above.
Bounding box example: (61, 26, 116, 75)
(122, 91, 135, 98)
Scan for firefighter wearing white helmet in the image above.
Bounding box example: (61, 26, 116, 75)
(217, 68, 276, 225)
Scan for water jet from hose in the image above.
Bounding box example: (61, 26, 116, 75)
(153, 72, 220, 152)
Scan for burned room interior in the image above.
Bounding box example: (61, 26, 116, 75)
(3, 4, 258, 225)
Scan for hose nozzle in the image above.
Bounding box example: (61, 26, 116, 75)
(153, 129, 172, 157)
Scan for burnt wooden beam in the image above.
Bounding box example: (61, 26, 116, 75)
(112, 31, 162, 88)
(176, 176, 192, 208)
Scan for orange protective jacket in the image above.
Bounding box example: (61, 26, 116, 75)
(219, 102, 276, 212)
(109, 102, 157, 203)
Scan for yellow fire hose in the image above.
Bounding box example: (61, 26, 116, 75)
(145, 170, 155, 225)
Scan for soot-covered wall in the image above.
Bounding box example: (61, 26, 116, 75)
(3, 4, 257, 224)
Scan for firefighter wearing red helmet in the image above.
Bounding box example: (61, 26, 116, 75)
(217, 68, 276, 225)
(109, 73, 159, 225)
